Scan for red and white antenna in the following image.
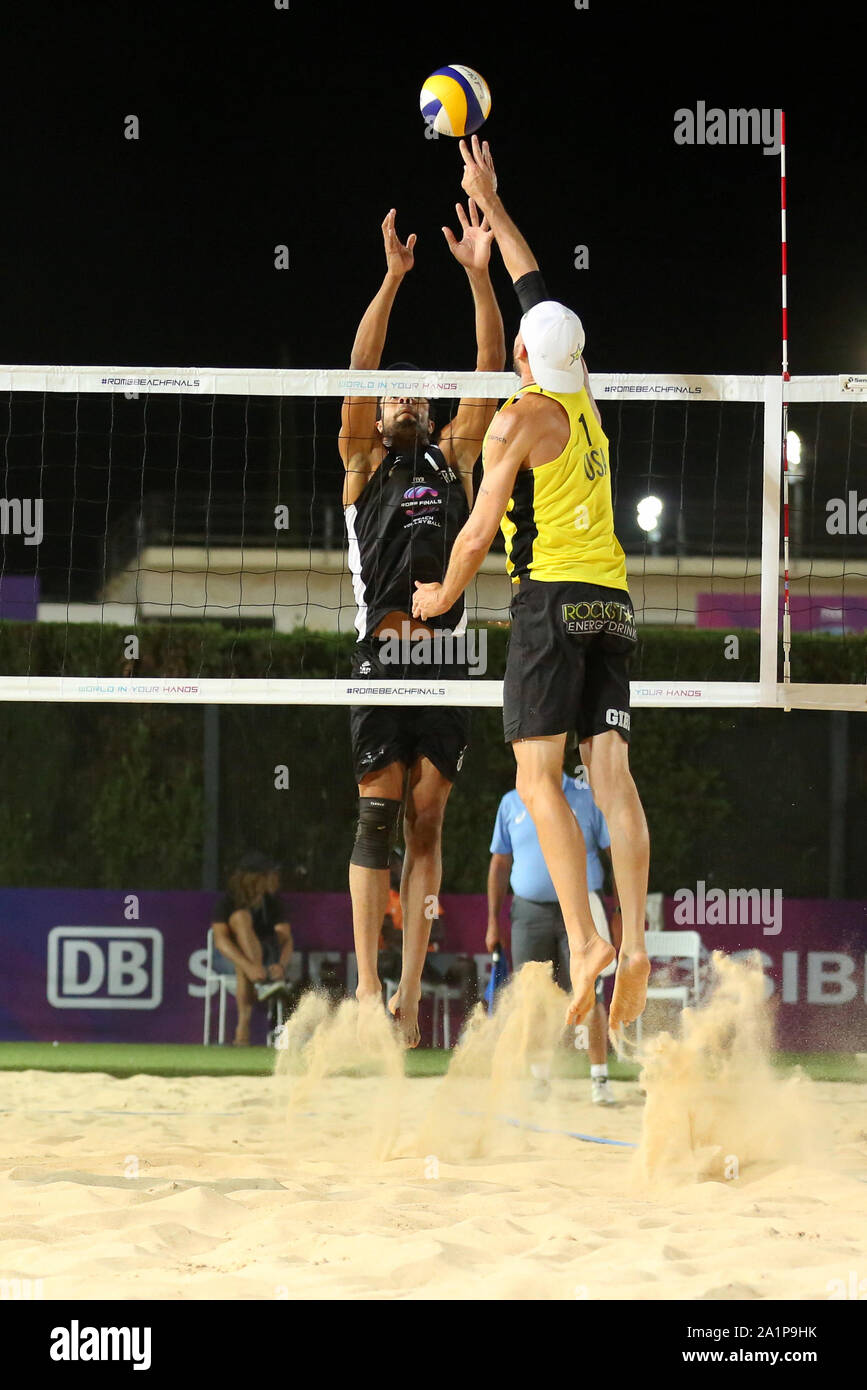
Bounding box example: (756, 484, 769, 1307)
(780, 109, 792, 707)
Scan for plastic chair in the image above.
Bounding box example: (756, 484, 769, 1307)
(636, 929, 702, 1043)
(429, 981, 463, 1048)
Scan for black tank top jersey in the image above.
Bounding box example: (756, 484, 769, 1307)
(345, 442, 470, 639)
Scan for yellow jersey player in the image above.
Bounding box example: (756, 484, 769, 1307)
(414, 136, 650, 1038)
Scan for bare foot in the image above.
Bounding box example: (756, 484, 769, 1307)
(609, 951, 651, 1036)
(565, 933, 616, 1028)
(387, 988, 421, 1049)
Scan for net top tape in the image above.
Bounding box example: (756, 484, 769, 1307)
(0, 366, 859, 403)
(0, 677, 864, 712)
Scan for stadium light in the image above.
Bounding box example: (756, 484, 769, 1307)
(786, 430, 803, 472)
(636, 495, 664, 533)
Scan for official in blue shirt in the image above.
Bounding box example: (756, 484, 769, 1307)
(487, 766, 621, 1104)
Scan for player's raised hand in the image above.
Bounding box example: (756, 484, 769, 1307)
(382, 209, 416, 277)
(442, 198, 494, 271)
(459, 135, 498, 210)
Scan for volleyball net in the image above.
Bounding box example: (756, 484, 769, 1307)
(0, 364, 864, 711)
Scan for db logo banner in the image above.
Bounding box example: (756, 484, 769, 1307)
(47, 927, 163, 1010)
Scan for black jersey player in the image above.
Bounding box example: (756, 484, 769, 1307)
(339, 193, 504, 1046)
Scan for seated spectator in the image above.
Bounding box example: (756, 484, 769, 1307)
(211, 851, 294, 1046)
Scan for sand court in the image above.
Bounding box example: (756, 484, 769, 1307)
(1, 959, 865, 1302)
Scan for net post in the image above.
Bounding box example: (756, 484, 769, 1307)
(760, 375, 783, 707)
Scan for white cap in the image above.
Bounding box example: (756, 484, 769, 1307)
(521, 300, 586, 392)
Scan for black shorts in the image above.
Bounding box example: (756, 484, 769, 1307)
(503, 578, 636, 744)
(349, 637, 471, 785)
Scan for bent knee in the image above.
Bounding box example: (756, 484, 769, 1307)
(515, 767, 561, 809)
(591, 762, 638, 817)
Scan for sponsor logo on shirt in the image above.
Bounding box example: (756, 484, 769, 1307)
(402, 483, 442, 520)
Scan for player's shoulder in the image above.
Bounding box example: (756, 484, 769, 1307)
(504, 392, 552, 423)
(508, 389, 572, 444)
(488, 396, 548, 452)
(514, 388, 569, 415)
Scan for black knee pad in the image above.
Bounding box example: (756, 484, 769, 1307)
(350, 797, 401, 870)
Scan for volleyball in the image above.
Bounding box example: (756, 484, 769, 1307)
(419, 64, 491, 138)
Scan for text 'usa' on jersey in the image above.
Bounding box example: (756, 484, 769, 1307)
(344, 443, 471, 639)
(486, 383, 629, 592)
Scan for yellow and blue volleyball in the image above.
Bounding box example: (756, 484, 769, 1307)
(419, 64, 491, 138)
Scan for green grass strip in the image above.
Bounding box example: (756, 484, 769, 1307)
(0, 1042, 863, 1084)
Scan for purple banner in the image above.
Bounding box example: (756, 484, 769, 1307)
(697, 592, 867, 634)
(0, 889, 864, 1050)
(0, 575, 39, 620)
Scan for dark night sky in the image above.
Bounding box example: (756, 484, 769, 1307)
(2, 0, 864, 375)
(0, 1, 864, 597)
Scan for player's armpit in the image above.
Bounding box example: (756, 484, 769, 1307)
(340, 396, 379, 505)
(341, 452, 374, 507)
(437, 397, 500, 474)
(338, 395, 378, 469)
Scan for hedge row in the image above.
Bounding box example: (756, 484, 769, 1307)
(0, 624, 864, 896)
(0, 618, 864, 683)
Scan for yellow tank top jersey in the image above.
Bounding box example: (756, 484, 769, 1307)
(485, 383, 628, 591)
